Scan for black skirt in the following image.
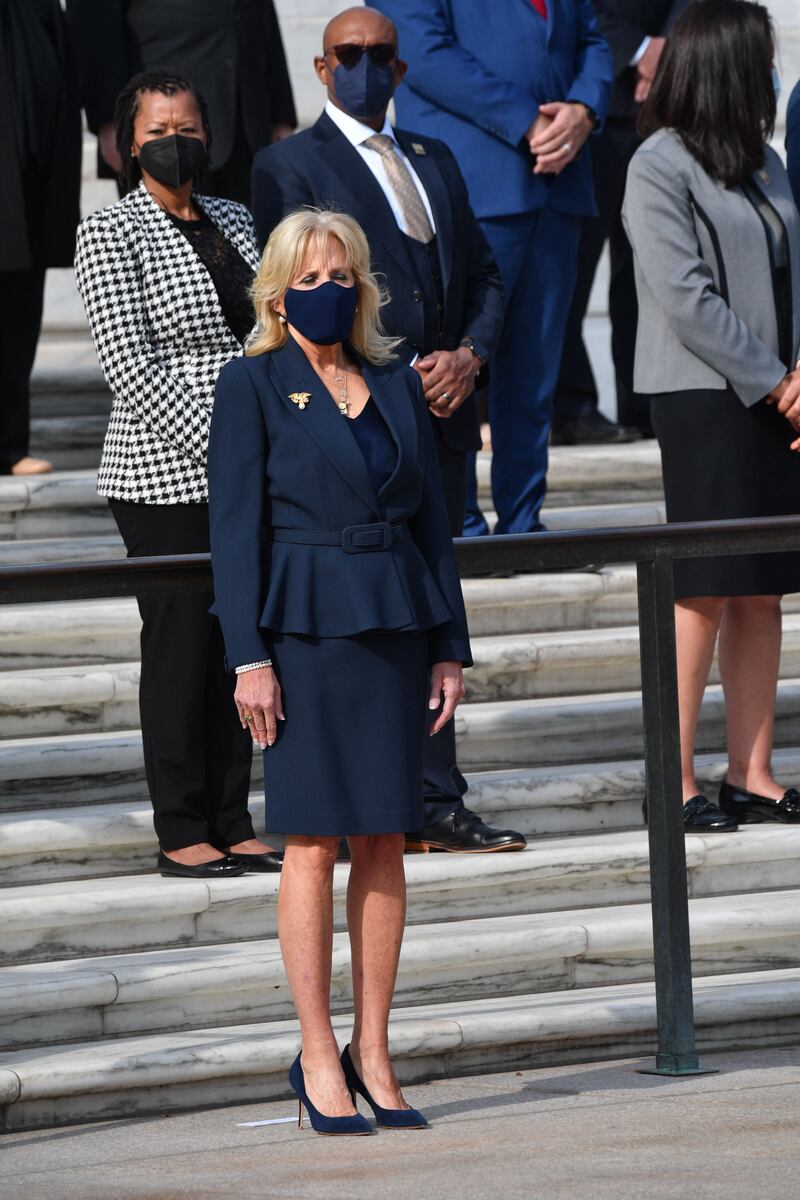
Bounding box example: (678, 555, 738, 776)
(651, 388, 800, 598)
(262, 628, 429, 837)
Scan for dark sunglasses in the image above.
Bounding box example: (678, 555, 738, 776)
(324, 43, 397, 70)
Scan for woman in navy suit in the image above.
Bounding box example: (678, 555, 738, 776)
(208, 209, 471, 1135)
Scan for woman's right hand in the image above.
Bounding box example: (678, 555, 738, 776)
(768, 368, 800, 449)
(235, 667, 285, 749)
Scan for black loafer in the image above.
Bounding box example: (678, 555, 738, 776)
(550, 410, 640, 446)
(719, 781, 800, 824)
(641, 794, 738, 832)
(228, 850, 284, 872)
(157, 850, 247, 877)
(405, 808, 527, 853)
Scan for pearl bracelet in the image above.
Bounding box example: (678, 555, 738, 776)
(235, 659, 273, 674)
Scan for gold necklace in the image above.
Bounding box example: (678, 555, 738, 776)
(333, 351, 350, 416)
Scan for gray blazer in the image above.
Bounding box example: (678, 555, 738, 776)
(622, 128, 800, 406)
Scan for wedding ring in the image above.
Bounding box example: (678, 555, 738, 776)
(563, 141, 573, 154)
(441, 391, 452, 401)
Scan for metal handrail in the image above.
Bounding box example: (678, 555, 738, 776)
(3, 511, 800, 1076)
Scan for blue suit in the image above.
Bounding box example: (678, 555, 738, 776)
(208, 336, 471, 671)
(376, 0, 613, 532)
(787, 80, 800, 212)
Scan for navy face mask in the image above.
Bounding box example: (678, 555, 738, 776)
(137, 134, 206, 187)
(284, 281, 358, 345)
(333, 55, 395, 120)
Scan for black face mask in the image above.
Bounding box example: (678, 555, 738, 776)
(136, 134, 206, 187)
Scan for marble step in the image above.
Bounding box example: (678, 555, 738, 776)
(3, 823, 800, 967)
(0, 474, 114, 542)
(4, 888, 800, 1050)
(477, 443, 664, 505)
(0, 534, 123, 566)
(28, 417, 105, 470)
(0, 468, 666, 541)
(5, 748, 800, 886)
(0, 570, 635, 670)
(4, 576, 800, 669)
(3, 676, 800, 810)
(2, 966, 799, 1130)
(6, 614, 800, 736)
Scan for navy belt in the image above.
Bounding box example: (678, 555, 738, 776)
(270, 521, 405, 554)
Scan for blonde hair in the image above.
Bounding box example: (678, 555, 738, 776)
(247, 208, 402, 364)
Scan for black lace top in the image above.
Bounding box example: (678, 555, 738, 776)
(168, 210, 255, 345)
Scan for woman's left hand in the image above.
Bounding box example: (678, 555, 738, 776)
(428, 661, 466, 735)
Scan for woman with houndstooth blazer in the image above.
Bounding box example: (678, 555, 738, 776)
(75, 70, 282, 879)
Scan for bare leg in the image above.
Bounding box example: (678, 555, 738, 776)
(674, 597, 726, 802)
(719, 595, 784, 799)
(277, 834, 356, 1117)
(347, 832, 409, 1110)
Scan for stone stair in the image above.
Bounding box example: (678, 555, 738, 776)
(1, 344, 799, 1132)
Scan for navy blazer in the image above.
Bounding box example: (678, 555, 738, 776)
(373, 0, 613, 220)
(208, 336, 472, 671)
(787, 80, 800, 213)
(250, 112, 505, 452)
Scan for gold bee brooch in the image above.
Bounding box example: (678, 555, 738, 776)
(288, 392, 312, 410)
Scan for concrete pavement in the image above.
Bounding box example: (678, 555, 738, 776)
(2, 1046, 799, 1200)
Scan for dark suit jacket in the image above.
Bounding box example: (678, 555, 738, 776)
(591, 0, 688, 118)
(787, 80, 800, 213)
(208, 336, 472, 671)
(250, 112, 505, 452)
(0, 0, 81, 270)
(68, 0, 296, 171)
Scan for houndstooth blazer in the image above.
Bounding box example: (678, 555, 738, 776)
(75, 183, 261, 504)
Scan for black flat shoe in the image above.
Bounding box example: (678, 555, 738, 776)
(719, 781, 800, 824)
(227, 850, 284, 872)
(405, 808, 527, 853)
(641, 794, 738, 832)
(157, 850, 247, 878)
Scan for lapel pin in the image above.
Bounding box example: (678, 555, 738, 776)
(289, 392, 312, 410)
(760, 169, 770, 184)
(411, 142, 427, 156)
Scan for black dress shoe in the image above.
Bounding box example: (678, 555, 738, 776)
(551, 410, 640, 446)
(642, 794, 738, 832)
(157, 850, 247, 878)
(719, 781, 800, 824)
(405, 808, 527, 853)
(227, 850, 284, 872)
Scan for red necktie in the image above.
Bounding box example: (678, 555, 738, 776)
(529, 0, 547, 17)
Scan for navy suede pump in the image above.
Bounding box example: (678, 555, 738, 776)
(341, 1045, 429, 1129)
(288, 1052, 371, 1136)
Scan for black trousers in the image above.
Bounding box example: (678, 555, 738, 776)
(109, 500, 255, 851)
(420, 420, 469, 826)
(0, 268, 45, 473)
(553, 120, 650, 431)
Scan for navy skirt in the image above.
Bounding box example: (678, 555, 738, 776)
(262, 628, 429, 836)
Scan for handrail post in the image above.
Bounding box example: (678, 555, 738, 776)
(636, 551, 715, 1075)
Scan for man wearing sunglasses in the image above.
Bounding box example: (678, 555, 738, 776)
(375, 0, 613, 537)
(251, 6, 527, 856)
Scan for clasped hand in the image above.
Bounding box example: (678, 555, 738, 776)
(414, 347, 480, 417)
(526, 102, 592, 175)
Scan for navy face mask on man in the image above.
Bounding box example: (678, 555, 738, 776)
(333, 54, 395, 120)
(284, 281, 358, 346)
(136, 134, 206, 187)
